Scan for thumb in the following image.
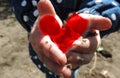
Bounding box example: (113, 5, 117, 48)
(37, 0, 56, 16)
(37, 0, 63, 35)
(79, 14, 112, 31)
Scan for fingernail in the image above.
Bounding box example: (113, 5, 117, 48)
(66, 64, 72, 69)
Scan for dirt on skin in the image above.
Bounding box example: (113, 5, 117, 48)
(0, 0, 120, 78)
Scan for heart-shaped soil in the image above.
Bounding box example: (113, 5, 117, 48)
(39, 13, 89, 53)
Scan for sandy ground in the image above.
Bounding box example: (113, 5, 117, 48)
(0, 1, 120, 78)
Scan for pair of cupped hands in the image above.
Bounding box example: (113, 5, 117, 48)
(29, 0, 112, 78)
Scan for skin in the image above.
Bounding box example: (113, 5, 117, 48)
(29, 0, 112, 78)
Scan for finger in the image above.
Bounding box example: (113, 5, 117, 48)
(38, 0, 56, 16)
(40, 36, 67, 66)
(37, 0, 63, 33)
(41, 54, 71, 78)
(67, 52, 83, 69)
(79, 14, 112, 31)
(31, 0, 57, 35)
(71, 30, 101, 54)
(61, 66, 72, 78)
(67, 52, 94, 69)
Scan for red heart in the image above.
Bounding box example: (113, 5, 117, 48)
(38, 13, 89, 53)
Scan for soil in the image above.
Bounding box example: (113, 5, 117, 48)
(0, 0, 120, 78)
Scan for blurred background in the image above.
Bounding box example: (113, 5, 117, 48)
(0, 0, 120, 78)
(0, 0, 45, 78)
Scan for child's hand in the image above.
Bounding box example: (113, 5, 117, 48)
(29, 0, 112, 78)
(29, 0, 71, 78)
